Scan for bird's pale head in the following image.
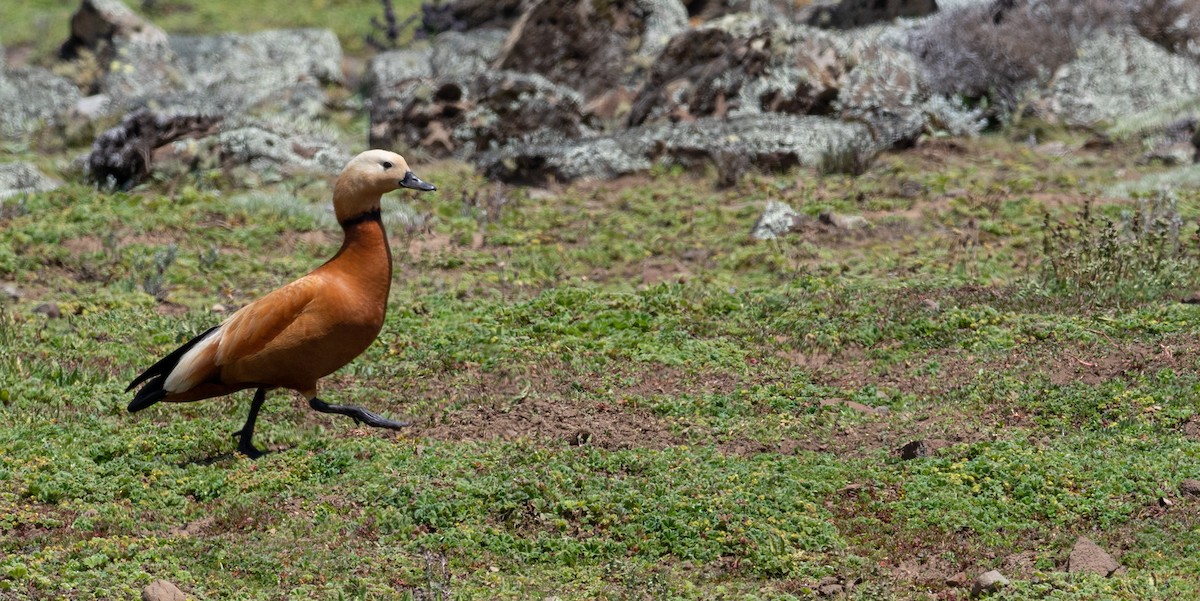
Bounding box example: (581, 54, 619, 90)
(333, 150, 436, 224)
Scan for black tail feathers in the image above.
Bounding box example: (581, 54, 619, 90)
(126, 325, 219, 413)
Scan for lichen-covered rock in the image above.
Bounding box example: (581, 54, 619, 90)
(0, 66, 82, 140)
(751, 200, 803, 240)
(59, 0, 164, 59)
(481, 113, 875, 183)
(370, 71, 593, 158)
(364, 47, 433, 97)
(494, 0, 688, 99)
(59, 0, 181, 106)
(1040, 29, 1200, 133)
(635, 0, 689, 60)
(165, 29, 342, 117)
(837, 44, 927, 147)
(0, 162, 61, 200)
(430, 28, 508, 79)
(629, 21, 852, 126)
(206, 116, 351, 177)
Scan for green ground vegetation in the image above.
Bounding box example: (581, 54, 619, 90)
(4, 3, 1200, 599)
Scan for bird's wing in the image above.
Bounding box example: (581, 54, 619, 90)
(214, 274, 326, 368)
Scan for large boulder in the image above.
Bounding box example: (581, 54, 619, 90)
(836, 44, 927, 147)
(1039, 29, 1200, 133)
(58, 0, 180, 105)
(0, 162, 61, 200)
(430, 28, 509, 79)
(480, 113, 874, 183)
(0, 67, 82, 140)
(493, 0, 687, 100)
(628, 19, 851, 126)
(369, 71, 594, 157)
(166, 29, 343, 117)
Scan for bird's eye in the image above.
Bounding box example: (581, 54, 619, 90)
(382, 161, 394, 170)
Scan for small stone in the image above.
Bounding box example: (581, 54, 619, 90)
(1159, 496, 1174, 507)
(874, 406, 891, 416)
(211, 303, 227, 314)
(971, 570, 1008, 596)
(818, 211, 870, 230)
(1180, 479, 1200, 497)
(1067, 536, 1120, 577)
(921, 298, 940, 311)
(1182, 291, 1200, 304)
(1, 283, 19, 300)
(142, 579, 186, 601)
(945, 571, 969, 587)
(33, 302, 61, 319)
(899, 440, 928, 460)
(818, 583, 843, 596)
(751, 200, 803, 240)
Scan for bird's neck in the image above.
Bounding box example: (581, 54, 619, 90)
(324, 207, 393, 301)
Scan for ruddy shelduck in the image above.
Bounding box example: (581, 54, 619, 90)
(126, 149, 436, 458)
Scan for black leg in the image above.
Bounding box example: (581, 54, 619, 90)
(230, 388, 268, 459)
(308, 397, 410, 430)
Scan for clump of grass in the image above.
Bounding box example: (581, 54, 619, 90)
(1037, 192, 1200, 308)
(136, 244, 178, 301)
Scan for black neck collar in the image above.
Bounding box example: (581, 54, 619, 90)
(339, 208, 382, 228)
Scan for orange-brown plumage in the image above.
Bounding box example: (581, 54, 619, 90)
(127, 150, 436, 457)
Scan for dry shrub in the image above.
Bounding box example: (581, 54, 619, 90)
(908, 0, 1133, 106)
(1133, 0, 1200, 57)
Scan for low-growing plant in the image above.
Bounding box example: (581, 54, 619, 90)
(1037, 192, 1200, 308)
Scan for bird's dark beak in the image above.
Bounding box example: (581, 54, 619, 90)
(400, 171, 436, 192)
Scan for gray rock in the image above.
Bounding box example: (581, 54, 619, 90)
(370, 71, 593, 158)
(1142, 141, 1195, 166)
(141, 579, 186, 601)
(480, 113, 874, 184)
(363, 47, 433, 96)
(971, 570, 1008, 596)
(60, 0, 167, 58)
(493, 0, 688, 99)
(0, 66, 83, 140)
(0, 162, 61, 199)
(1067, 536, 1121, 577)
(629, 21, 852, 126)
(58, 0, 180, 107)
(167, 29, 343, 117)
(819, 211, 870, 230)
(1041, 30, 1200, 134)
(483, 136, 652, 184)
(752, 201, 803, 240)
(72, 95, 113, 121)
(837, 44, 927, 147)
(634, 0, 689, 61)
(430, 28, 508, 80)
(100, 31, 180, 108)
(1181, 478, 1200, 497)
(205, 117, 351, 177)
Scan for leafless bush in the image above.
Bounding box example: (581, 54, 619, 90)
(1133, 0, 1200, 58)
(909, 0, 1133, 107)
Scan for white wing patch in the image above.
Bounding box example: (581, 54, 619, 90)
(163, 327, 223, 393)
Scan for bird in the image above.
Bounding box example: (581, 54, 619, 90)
(126, 149, 437, 458)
